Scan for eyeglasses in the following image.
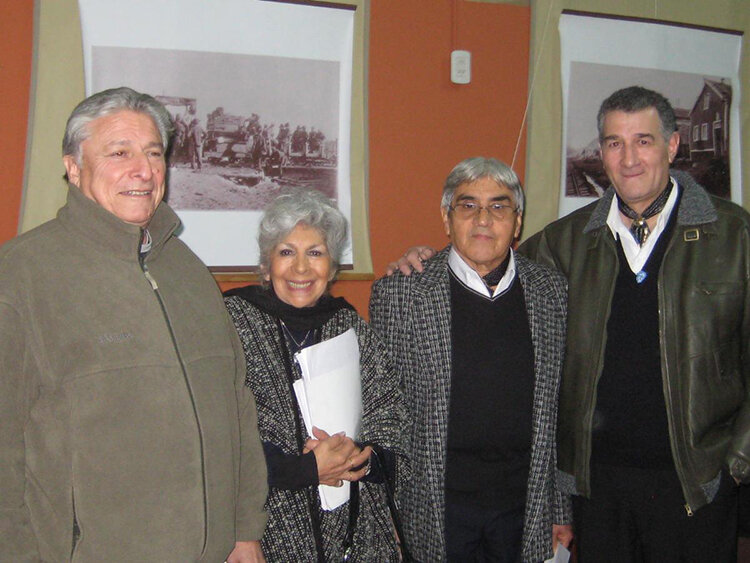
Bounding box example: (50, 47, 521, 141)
(448, 201, 519, 220)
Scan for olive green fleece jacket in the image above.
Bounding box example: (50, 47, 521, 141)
(0, 186, 267, 561)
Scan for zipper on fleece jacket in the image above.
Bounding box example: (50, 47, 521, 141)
(141, 262, 210, 555)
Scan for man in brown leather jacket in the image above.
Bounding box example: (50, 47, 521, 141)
(520, 86, 748, 562)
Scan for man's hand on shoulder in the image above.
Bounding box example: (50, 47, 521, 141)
(227, 540, 265, 563)
(384, 246, 436, 276)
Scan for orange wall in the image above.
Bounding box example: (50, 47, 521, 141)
(0, 1, 33, 242)
(0, 1, 530, 317)
(336, 0, 530, 315)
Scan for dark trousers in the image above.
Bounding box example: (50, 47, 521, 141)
(573, 463, 738, 563)
(445, 500, 524, 562)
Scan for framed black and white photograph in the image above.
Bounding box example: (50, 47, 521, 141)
(77, 0, 368, 275)
(558, 11, 742, 218)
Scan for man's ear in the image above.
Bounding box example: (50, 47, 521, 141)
(668, 132, 679, 163)
(63, 155, 81, 187)
(441, 206, 451, 238)
(514, 211, 523, 240)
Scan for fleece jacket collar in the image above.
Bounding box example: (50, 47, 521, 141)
(56, 185, 181, 262)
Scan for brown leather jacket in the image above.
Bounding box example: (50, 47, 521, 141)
(520, 170, 750, 512)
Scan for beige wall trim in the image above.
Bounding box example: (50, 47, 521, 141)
(21, 0, 84, 233)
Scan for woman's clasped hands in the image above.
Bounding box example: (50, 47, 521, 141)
(304, 427, 372, 487)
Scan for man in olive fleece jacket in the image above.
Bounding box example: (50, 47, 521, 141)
(0, 87, 267, 562)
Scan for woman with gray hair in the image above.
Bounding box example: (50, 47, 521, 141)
(225, 188, 407, 561)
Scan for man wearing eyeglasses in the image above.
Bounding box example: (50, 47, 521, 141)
(369, 157, 573, 562)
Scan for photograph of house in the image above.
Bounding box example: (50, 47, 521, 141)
(689, 79, 732, 161)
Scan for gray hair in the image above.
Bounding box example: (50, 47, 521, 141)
(597, 86, 676, 143)
(441, 157, 525, 214)
(62, 87, 174, 160)
(258, 188, 349, 274)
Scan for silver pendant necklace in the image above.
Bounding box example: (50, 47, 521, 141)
(280, 320, 313, 348)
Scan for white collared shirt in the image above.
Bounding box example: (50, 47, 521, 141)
(447, 246, 517, 299)
(140, 228, 152, 255)
(606, 177, 679, 274)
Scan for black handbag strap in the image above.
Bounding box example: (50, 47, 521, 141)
(369, 446, 417, 562)
(341, 480, 360, 561)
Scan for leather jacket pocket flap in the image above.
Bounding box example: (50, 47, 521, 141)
(694, 281, 743, 296)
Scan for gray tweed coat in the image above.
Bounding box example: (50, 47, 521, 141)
(369, 247, 571, 562)
(224, 297, 408, 562)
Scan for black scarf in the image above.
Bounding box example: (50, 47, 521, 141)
(482, 251, 512, 289)
(616, 179, 674, 246)
(224, 284, 354, 331)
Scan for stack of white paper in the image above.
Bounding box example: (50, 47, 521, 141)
(293, 328, 362, 510)
(544, 544, 570, 563)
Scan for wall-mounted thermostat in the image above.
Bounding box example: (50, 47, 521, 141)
(451, 50, 471, 84)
